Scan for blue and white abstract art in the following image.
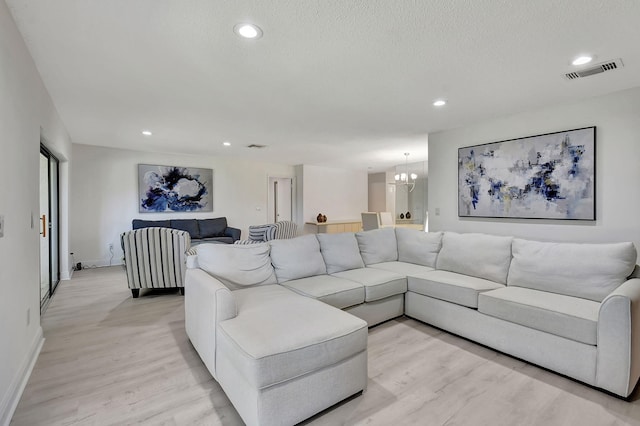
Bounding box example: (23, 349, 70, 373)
(138, 164, 213, 213)
(458, 127, 595, 220)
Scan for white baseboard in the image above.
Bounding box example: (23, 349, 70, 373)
(0, 328, 44, 426)
(78, 258, 124, 269)
(60, 266, 73, 281)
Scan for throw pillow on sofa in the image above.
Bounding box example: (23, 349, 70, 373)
(317, 232, 364, 274)
(396, 228, 442, 267)
(436, 232, 513, 284)
(355, 228, 398, 265)
(508, 239, 637, 302)
(197, 242, 277, 290)
(170, 219, 201, 239)
(199, 217, 228, 238)
(269, 235, 327, 283)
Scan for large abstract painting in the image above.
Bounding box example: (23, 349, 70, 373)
(138, 164, 213, 213)
(458, 127, 595, 220)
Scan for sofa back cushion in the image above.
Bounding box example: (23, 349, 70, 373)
(396, 229, 442, 267)
(132, 219, 171, 230)
(197, 243, 277, 290)
(170, 219, 201, 239)
(199, 217, 227, 238)
(436, 232, 513, 284)
(355, 228, 398, 265)
(508, 239, 637, 302)
(317, 233, 365, 274)
(269, 234, 327, 283)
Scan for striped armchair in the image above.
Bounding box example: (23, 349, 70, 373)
(120, 227, 191, 298)
(237, 221, 299, 244)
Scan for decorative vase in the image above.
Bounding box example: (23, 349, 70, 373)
(406, 211, 411, 219)
(322, 214, 327, 223)
(400, 213, 404, 219)
(317, 213, 324, 223)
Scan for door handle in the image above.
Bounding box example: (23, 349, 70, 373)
(40, 214, 46, 238)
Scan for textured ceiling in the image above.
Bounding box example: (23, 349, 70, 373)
(7, 0, 640, 172)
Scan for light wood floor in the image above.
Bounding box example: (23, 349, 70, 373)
(11, 266, 640, 425)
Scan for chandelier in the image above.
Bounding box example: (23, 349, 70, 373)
(393, 153, 418, 192)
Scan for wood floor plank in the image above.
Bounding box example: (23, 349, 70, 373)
(11, 266, 640, 425)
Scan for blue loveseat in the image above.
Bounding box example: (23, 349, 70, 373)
(132, 217, 241, 244)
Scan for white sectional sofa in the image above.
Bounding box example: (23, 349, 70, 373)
(185, 228, 640, 426)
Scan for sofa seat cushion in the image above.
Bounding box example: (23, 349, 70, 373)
(367, 261, 435, 277)
(478, 287, 599, 345)
(281, 275, 365, 309)
(194, 236, 234, 245)
(408, 270, 504, 308)
(218, 285, 368, 389)
(332, 268, 407, 302)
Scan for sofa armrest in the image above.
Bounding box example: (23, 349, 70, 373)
(596, 278, 640, 397)
(185, 268, 237, 380)
(224, 226, 242, 241)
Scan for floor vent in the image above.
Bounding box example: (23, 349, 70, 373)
(565, 59, 623, 80)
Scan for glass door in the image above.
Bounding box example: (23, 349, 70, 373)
(39, 145, 60, 311)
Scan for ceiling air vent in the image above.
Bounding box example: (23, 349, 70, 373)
(564, 59, 624, 80)
(246, 144, 267, 149)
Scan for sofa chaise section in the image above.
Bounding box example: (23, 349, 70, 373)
(185, 242, 368, 426)
(216, 285, 368, 426)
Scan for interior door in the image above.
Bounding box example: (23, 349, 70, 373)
(268, 177, 292, 223)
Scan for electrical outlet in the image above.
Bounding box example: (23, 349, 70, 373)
(108, 243, 114, 251)
(435, 208, 441, 216)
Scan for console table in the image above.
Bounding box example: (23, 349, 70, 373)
(304, 220, 362, 234)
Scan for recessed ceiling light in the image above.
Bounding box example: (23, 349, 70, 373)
(572, 55, 593, 66)
(141, 130, 152, 136)
(433, 100, 447, 107)
(234, 23, 263, 39)
(223, 141, 231, 146)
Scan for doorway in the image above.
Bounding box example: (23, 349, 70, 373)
(39, 145, 60, 312)
(267, 177, 293, 223)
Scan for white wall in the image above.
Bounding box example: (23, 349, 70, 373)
(428, 87, 640, 258)
(70, 144, 294, 266)
(298, 165, 368, 224)
(0, 2, 72, 423)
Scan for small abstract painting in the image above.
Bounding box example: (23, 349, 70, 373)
(138, 164, 213, 213)
(458, 127, 595, 220)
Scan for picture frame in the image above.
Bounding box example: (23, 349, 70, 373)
(458, 127, 596, 220)
(138, 164, 213, 213)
